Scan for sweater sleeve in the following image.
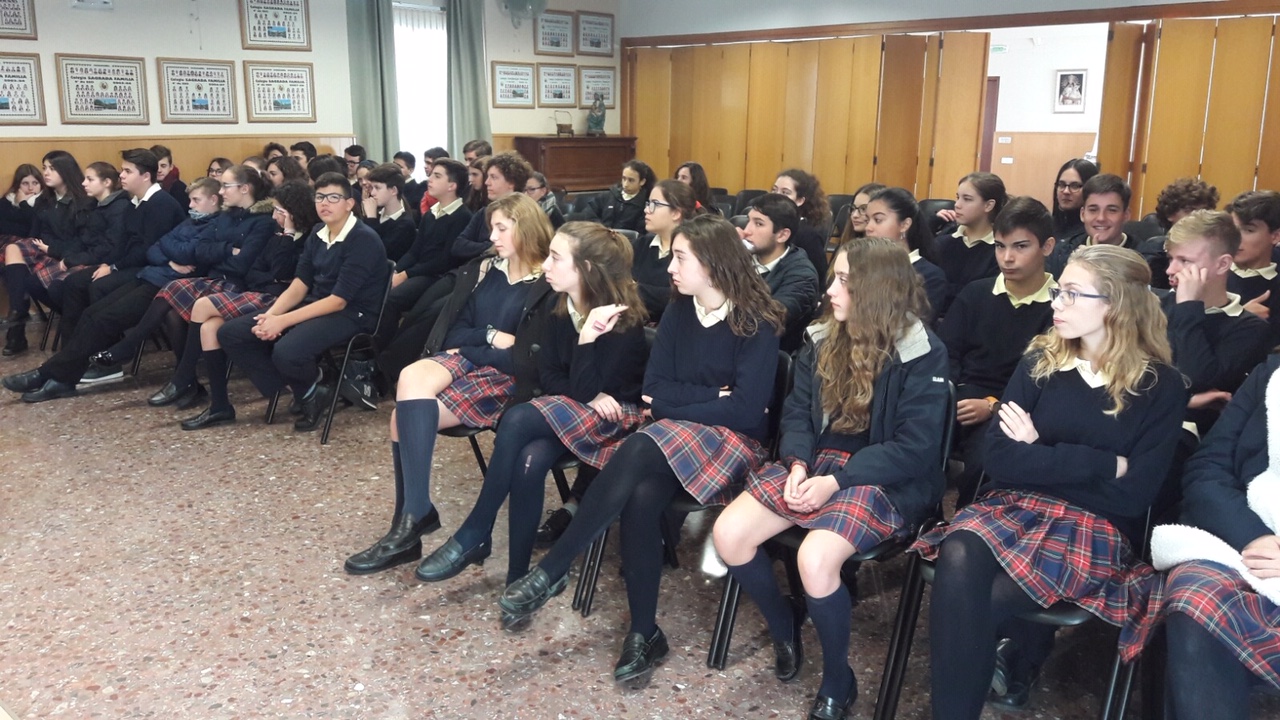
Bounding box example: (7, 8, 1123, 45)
(1167, 298, 1270, 393)
(777, 338, 819, 466)
(641, 306, 721, 406)
(769, 258, 820, 337)
(648, 325, 779, 435)
(449, 211, 492, 261)
(328, 231, 387, 304)
(561, 325, 648, 404)
(938, 286, 975, 384)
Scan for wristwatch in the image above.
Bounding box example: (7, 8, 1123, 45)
(485, 325, 497, 346)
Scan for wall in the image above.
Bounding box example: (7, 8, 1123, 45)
(985, 24, 1108, 134)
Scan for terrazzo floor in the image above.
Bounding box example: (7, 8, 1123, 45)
(2, 328, 1278, 719)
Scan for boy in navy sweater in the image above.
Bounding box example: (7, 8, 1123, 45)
(361, 163, 417, 263)
(940, 196, 1057, 503)
(1225, 190, 1280, 335)
(739, 193, 820, 353)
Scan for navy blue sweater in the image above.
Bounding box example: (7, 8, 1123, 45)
(940, 276, 1055, 399)
(296, 219, 389, 328)
(537, 313, 649, 404)
(114, 189, 187, 270)
(1227, 270, 1280, 337)
(443, 262, 539, 375)
(914, 256, 948, 323)
(631, 234, 672, 321)
(397, 205, 473, 278)
(933, 232, 1000, 313)
(365, 211, 417, 263)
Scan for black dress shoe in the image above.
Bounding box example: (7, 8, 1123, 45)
(3, 368, 43, 393)
(809, 669, 857, 720)
(149, 381, 203, 407)
(2, 324, 27, 356)
(180, 406, 237, 431)
(501, 610, 532, 632)
(535, 507, 573, 547)
(498, 567, 569, 616)
(988, 639, 1039, 709)
(414, 536, 492, 582)
(90, 349, 119, 367)
(344, 509, 442, 575)
(21, 378, 77, 403)
(774, 601, 806, 682)
(613, 626, 669, 682)
(294, 381, 334, 432)
(176, 383, 207, 410)
(288, 396, 304, 415)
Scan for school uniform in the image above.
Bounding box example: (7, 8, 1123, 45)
(0, 193, 36, 239)
(379, 199, 473, 348)
(161, 171, 189, 212)
(582, 186, 646, 234)
(364, 204, 417, 263)
(631, 233, 672, 321)
(791, 222, 830, 282)
(911, 250, 948, 323)
(934, 226, 1000, 315)
(1046, 233, 1142, 278)
(757, 245, 820, 354)
(403, 179, 427, 214)
(1227, 263, 1280, 337)
(450, 199, 562, 262)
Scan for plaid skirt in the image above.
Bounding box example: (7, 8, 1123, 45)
(13, 237, 81, 287)
(911, 489, 1161, 655)
(157, 277, 237, 320)
(431, 353, 516, 429)
(207, 290, 275, 321)
(636, 419, 768, 506)
(747, 448, 906, 550)
(528, 395, 645, 469)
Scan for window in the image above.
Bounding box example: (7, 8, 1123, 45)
(394, 3, 448, 180)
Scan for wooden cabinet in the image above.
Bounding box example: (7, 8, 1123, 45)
(513, 136, 637, 191)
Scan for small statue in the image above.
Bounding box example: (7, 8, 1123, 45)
(586, 93, 606, 136)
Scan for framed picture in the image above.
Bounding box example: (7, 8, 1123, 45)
(55, 54, 148, 125)
(533, 11, 574, 57)
(537, 64, 577, 108)
(491, 61, 535, 109)
(243, 61, 315, 122)
(0, 0, 37, 40)
(576, 11, 614, 57)
(1054, 69, 1086, 114)
(157, 58, 237, 124)
(238, 0, 311, 51)
(578, 66, 616, 110)
(0, 53, 45, 125)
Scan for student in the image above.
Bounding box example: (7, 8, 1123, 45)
(629, 178, 698, 323)
(462, 139, 492, 163)
(772, 168, 831, 280)
(836, 182, 886, 246)
(262, 142, 287, 161)
(524, 171, 565, 228)
(1154, 177, 1219, 233)
(343, 144, 367, 181)
(1046, 174, 1142, 277)
(150, 145, 189, 211)
(415, 222, 648, 603)
(916, 244, 1186, 718)
(500, 215, 784, 684)
(306, 155, 345, 184)
(344, 192, 554, 574)
(1226, 190, 1280, 331)
(217, 172, 389, 431)
(740, 192, 821, 353)
(1050, 158, 1098, 240)
(581, 160, 655, 234)
(360, 163, 416, 262)
(288, 141, 317, 169)
(207, 157, 233, 179)
(0, 163, 43, 241)
(464, 156, 489, 213)
(940, 197, 1057, 503)
(451, 152, 535, 262)
(265, 155, 307, 189)
(713, 238, 949, 720)
(418, 147, 450, 215)
(393, 151, 426, 213)
(675, 161, 718, 214)
(863, 187, 947, 320)
(934, 172, 1007, 312)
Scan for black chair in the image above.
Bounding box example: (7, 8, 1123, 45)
(705, 380, 956, 670)
(568, 192, 605, 218)
(710, 187, 729, 197)
(918, 198, 956, 237)
(730, 215, 748, 230)
(715, 202, 734, 218)
(1124, 219, 1165, 244)
(831, 203, 853, 240)
(827, 194, 855, 234)
(615, 229, 639, 242)
(733, 189, 767, 217)
(34, 299, 59, 352)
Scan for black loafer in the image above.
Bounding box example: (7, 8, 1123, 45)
(180, 406, 236, 431)
(2, 326, 27, 356)
(498, 567, 569, 617)
(535, 507, 573, 547)
(501, 610, 532, 632)
(294, 381, 334, 432)
(344, 509, 441, 575)
(414, 536, 492, 582)
(809, 669, 857, 720)
(613, 626, 669, 682)
(149, 381, 203, 407)
(775, 601, 806, 682)
(176, 383, 208, 410)
(3, 368, 44, 393)
(21, 378, 77, 403)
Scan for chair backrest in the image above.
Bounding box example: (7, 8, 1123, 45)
(570, 192, 603, 214)
(827, 193, 855, 228)
(615, 228, 639, 242)
(710, 186, 729, 197)
(730, 214, 749, 230)
(919, 198, 956, 236)
(765, 350, 794, 456)
(715, 202, 734, 218)
(733, 189, 767, 216)
(1124, 218, 1165, 243)
(369, 258, 398, 336)
(832, 203, 852, 238)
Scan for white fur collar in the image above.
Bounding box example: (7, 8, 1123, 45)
(804, 318, 929, 363)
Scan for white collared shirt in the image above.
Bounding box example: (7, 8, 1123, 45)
(908, 249, 922, 264)
(1205, 292, 1246, 317)
(317, 212, 359, 248)
(1232, 263, 1278, 281)
(693, 296, 733, 328)
(992, 273, 1056, 309)
(1060, 355, 1110, 389)
(133, 183, 162, 207)
(379, 204, 405, 223)
(567, 296, 586, 332)
(953, 225, 995, 249)
(432, 197, 462, 220)
(649, 234, 671, 259)
(490, 256, 542, 284)
(754, 246, 790, 275)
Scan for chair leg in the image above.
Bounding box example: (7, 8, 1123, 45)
(225, 359, 234, 381)
(264, 389, 282, 424)
(130, 342, 145, 377)
(572, 526, 609, 618)
(321, 349, 351, 445)
(1100, 652, 1138, 720)
(551, 466, 572, 503)
(659, 509, 681, 569)
(40, 310, 57, 351)
(467, 435, 489, 475)
(872, 552, 928, 720)
(706, 574, 742, 670)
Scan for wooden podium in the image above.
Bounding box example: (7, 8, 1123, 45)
(513, 136, 637, 191)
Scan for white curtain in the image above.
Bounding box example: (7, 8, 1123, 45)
(393, 4, 449, 175)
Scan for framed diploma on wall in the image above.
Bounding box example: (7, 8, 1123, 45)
(244, 61, 315, 122)
(55, 53, 148, 125)
(157, 58, 238, 124)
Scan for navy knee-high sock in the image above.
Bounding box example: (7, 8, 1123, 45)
(726, 549, 794, 644)
(397, 399, 439, 520)
(170, 323, 205, 389)
(203, 349, 231, 412)
(807, 586, 854, 700)
(5, 264, 31, 316)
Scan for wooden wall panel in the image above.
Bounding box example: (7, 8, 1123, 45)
(668, 47, 697, 183)
(914, 35, 941, 198)
(1202, 16, 1273, 201)
(1, 135, 356, 175)
(844, 35, 884, 193)
(690, 45, 724, 183)
(812, 38, 856, 193)
(930, 32, 990, 199)
(1260, 22, 1280, 192)
(1127, 24, 1159, 214)
(992, 131, 1099, 208)
(1097, 23, 1147, 178)
(780, 41, 821, 171)
(876, 35, 927, 189)
(714, 44, 752, 192)
(629, 47, 673, 176)
(744, 42, 789, 190)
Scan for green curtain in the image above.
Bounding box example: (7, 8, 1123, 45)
(446, 0, 491, 156)
(347, 0, 400, 161)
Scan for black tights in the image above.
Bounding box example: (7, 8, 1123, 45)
(105, 297, 186, 363)
(1166, 612, 1252, 720)
(536, 433, 680, 636)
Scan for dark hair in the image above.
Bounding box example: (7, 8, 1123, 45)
(343, 145, 367, 162)
(85, 161, 120, 193)
(673, 214, 786, 337)
(226, 164, 268, 202)
(746, 192, 800, 237)
(266, 155, 307, 184)
(1052, 157, 1099, 219)
(555, 221, 648, 329)
(854, 182, 887, 200)
(120, 148, 159, 183)
(623, 159, 657, 202)
(307, 154, 345, 182)
(777, 168, 831, 227)
(207, 157, 234, 175)
(1155, 177, 1219, 230)
(462, 139, 492, 157)
(242, 156, 267, 172)
(314, 172, 354, 198)
(187, 176, 222, 202)
(994, 195, 1054, 246)
(651, 179, 700, 223)
(263, 142, 288, 159)
(433, 158, 468, 198)
(148, 144, 173, 163)
(424, 146, 450, 161)
(271, 180, 320, 232)
(529, 171, 548, 189)
(839, 182, 890, 243)
(38, 150, 87, 208)
(466, 156, 489, 211)
(675, 162, 713, 209)
(289, 141, 318, 160)
(1226, 190, 1280, 232)
(958, 171, 1008, 224)
(5, 163, 43, 199)
(392, 151, 416, 170)
(1082, 173, 1132, 210)
(367, 163, 405, 197)
(869, 187, 937, 262)
(486, 152, 534, 194)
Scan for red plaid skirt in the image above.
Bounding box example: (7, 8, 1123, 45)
(431, 353, 516, 429)
(13, 237, 82, 287)
(635, 419, 768, 506)
(207, 291, 275, 321)
(748, 448, 905, 550)
(157, 277, 236, 320)
(911, 490, 1162, 655)
(528, 395, 645, 469)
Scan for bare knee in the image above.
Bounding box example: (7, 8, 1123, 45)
(797, 535, 852, 597)
(190, 298, 216, 323)
(712, 502, 760, 566)
(5, 244, 21, 263)
(397, 358, 448, 400)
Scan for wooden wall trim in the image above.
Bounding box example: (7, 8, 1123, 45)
(621, 0, 1280, 48)
(3, 132, 353, 142)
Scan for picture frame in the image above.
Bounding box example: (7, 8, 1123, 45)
(157, 58, 238, 124)
(238, 0, 311, 51)
(0, 52, 45, 125)
(243, 60, 315, 122)
(537, 63, 577, 108)
(1054, 69, 1086, 114)
(55, 53, 148, 125)
(578, 66, 616, 110)
(533, 11, 574, 57)
(491, 61, 535, 109)
(576, 11, 614, 57)
(0, 0, 37, 40)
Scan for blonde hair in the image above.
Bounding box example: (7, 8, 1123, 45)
(1165, 208, 1241, 257)
(1027, 244, 1172, 415)
(485, 192, 552, 271)
(817, 238, 929, 433)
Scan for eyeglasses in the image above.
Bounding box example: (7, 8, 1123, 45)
(645, 199, 674, 212)
(1049, 287, 1109, 306)
(851, 204, 869, 216)
(271, 206, 288, 214)
(1055, 181, 1084, 192)
(220, 182, 244, 190)
(524, 185, 545, 194)
(345, 159, 360, 167)
(314, 192, 347, 204)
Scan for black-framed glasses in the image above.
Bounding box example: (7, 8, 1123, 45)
(645, 199, 674, 211)
(524, 185, 545, 194)
(851, 204, 869, 215)
(1055, 181, 1084, 192)
(1049, 287, 1109, 305)
(314, 192, 347, 204)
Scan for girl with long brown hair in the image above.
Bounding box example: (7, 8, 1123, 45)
(500, 214, 785, 682)
(713, 238, 951, 720)
(632, 178, 699, 321)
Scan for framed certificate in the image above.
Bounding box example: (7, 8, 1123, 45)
(576, 11, 614, 57)
(55, 54, 148, 125)
(0, 0, 37, 40)
(0, 53, 44, 125)
(578, 66, 616, 110)
(537, 63, 577, 108)
(158, 58, 237, 124)
(533, 11, 574, 57)
(243, 61, 315, 122)
(238, 0, 311, 51)
(491, 62, 535, 109)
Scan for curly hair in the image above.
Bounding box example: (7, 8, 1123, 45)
(777, 168, 831, 228)
(1155, 177, 1219, 230)
(673, 214, 785, 338)
(553, 221, 648, 330)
